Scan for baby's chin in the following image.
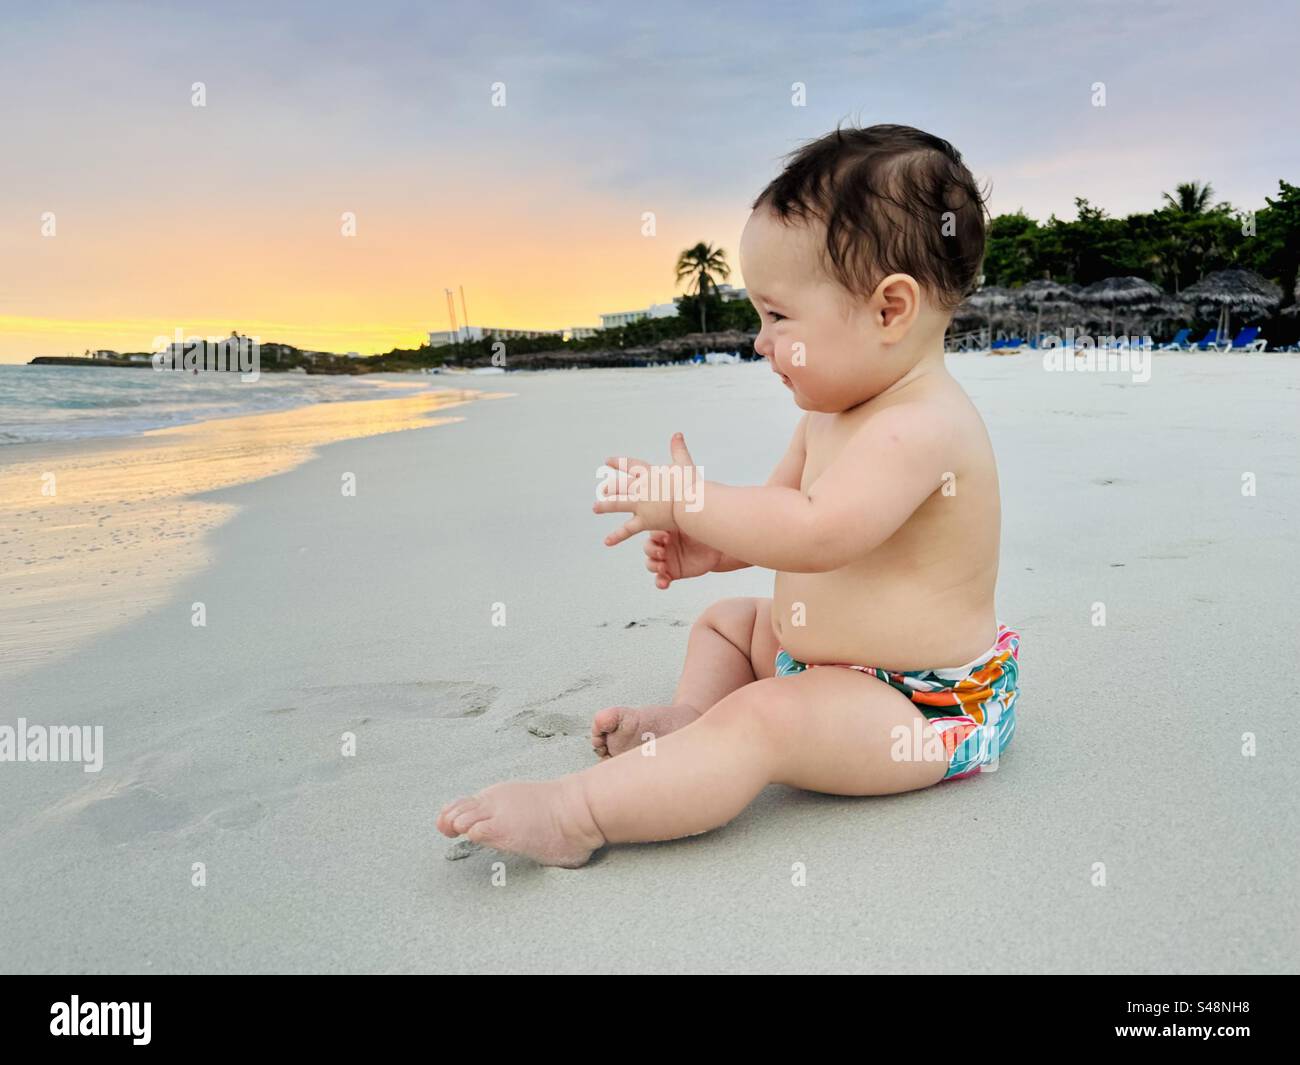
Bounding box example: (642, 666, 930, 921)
(790, 388, 876, 414)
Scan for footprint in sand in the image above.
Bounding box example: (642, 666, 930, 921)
(292, 680, 499, 720)
(74, 785, 194, 843)
(208, 798, 270, 830)
(526, 713, 588, 738)
(506, 675, 606, 738)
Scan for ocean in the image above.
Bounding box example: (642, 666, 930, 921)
(0, 364, 406, 445)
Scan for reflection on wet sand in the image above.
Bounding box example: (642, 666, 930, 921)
(0, 387, 505, 678)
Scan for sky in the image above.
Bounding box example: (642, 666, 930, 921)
(2, 0, 1297, 362)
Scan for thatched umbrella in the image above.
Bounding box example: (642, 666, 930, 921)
(951, 299, 984, 328)
(1017, 279, 1074, 303)
(1014, 279, 1075, 339)
(1037, 299, 1088, 335)
(1132, 294, 1190, 339)
(1078, 277, 1165, 335)
(965, 285, 1015, 345)
(1180, 268, 1282, 341)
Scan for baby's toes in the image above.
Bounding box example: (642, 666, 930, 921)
(591, 705, 628, 744)
(437, 796, 478, 837)
(450, 797, 495, 837)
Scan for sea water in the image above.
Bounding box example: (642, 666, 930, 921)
(0, 364, 395, 445)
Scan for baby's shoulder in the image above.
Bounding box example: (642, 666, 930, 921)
(827, 378, 988, 466)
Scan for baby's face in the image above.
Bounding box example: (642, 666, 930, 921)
(740, 205, 913, 412)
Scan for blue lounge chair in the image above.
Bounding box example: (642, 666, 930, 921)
(1191, 329, 1218, 350)
(1158, 328, 1191, 350)
(1215, 326, 1267, 352)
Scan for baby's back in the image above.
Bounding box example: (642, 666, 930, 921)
(772, 371, 1001, 671)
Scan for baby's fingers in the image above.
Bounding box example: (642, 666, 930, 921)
(603, 455, 653, 476)
(603, 515, 645, 547)
(644, 554, 672, 589)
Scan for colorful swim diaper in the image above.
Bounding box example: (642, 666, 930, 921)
(774, 624, 1020, 781)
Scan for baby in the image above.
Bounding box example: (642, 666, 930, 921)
(437, 124, 1020, 867)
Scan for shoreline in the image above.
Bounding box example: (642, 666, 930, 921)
(0, 385, 505, 680)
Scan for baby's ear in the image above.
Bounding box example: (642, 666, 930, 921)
(874, 274, 920, 333)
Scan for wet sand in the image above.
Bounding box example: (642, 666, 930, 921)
(0, 385, 496, 678)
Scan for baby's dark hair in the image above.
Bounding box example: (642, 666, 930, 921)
(752, 123, 988, 311)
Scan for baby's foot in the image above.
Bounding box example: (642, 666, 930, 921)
(591, 703, 702, 758)
(436, 777, 606, 868)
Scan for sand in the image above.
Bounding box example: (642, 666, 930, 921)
(0, 353, 1296, 973)
(0, 385, 488, 679)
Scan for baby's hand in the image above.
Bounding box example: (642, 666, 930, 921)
(644, 530, 722, 589)
(593, 433, 700, 547)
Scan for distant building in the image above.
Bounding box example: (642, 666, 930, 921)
(427, 325, 565, 348)
(599, 301, 679, 330)
(566, 326, 599, 341)
(598, 288, 747, 331)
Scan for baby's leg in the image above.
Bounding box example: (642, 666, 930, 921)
(592, 596, 779, 757)
(441, 666, 948, 867)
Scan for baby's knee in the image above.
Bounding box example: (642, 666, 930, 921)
(696, 596, 764, 635)
(708, 678, 799, 749)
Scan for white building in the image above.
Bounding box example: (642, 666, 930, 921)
(599, 301, 679, 330)
(427, 325, 565, 348)
(598, 288, 747, 331)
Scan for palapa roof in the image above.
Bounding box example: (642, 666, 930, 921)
(965, 285, 1015, 309)
(1078, 276, 1165, 305)
(1014, 279, 1075, 304)
(1180, 268, 1282, 311)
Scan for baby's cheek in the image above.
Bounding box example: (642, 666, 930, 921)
(771, 334, 805, 375)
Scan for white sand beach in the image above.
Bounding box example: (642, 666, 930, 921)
(1, 354, 1296, 974)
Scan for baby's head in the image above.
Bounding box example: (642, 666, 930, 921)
(741, 124, 987, 411)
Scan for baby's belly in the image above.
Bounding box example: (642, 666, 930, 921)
(771, 566, 997, 672)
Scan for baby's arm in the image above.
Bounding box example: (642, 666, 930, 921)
(642, 416, 807, 583)
(674, 405, 949, 573)
(709, 414, 809, 571)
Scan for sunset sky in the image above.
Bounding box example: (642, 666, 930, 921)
(2, 0, 1297, 363)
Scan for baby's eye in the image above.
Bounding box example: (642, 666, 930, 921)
(766, 311, 787, 323)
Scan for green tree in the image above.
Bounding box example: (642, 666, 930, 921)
(982, 211, 1042, 286)
(1161, 181, 1215, 215)
(1241, 180, 1300, 309)
(674, 243, 731, 332)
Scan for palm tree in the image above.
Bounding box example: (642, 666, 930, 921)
(1162, 181, 1215, 215)
(675, 243, 731, 333)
